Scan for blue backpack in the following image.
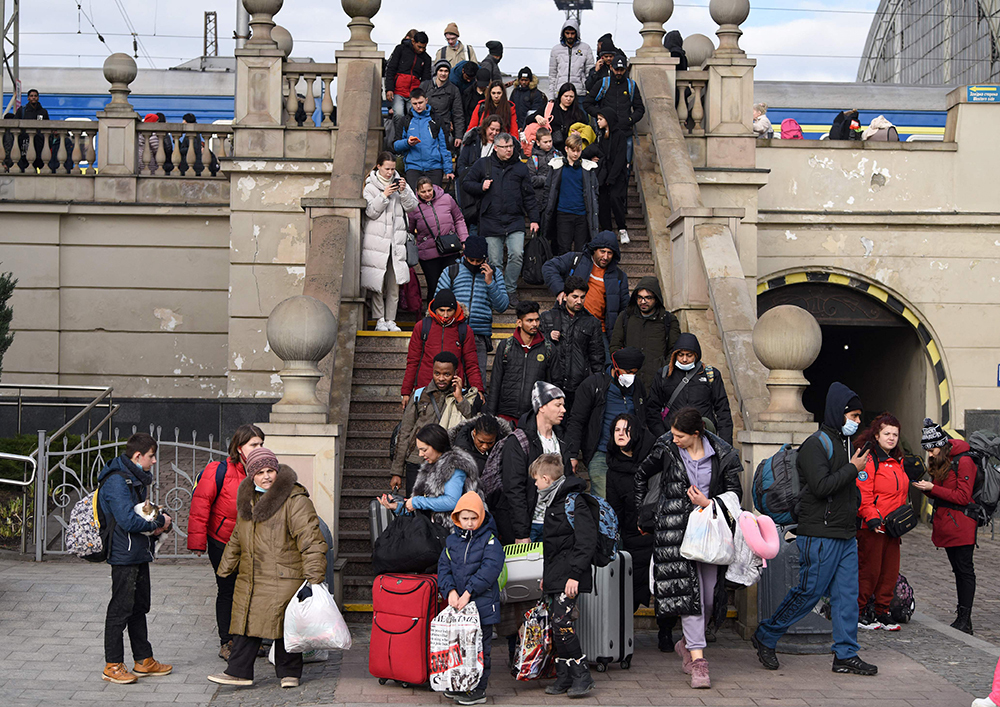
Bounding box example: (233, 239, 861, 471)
(595, 76, 636, 103)
(564, 492, 620, 567)
(752, 431, 833, 525)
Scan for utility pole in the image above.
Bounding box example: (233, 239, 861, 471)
(553, 0, 592, 29)
(204, 11, 218, 57)
(235, 0, 249, 50)
(1, 0, 20, 116)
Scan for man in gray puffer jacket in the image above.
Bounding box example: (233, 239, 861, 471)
(548, 18, 594, 97)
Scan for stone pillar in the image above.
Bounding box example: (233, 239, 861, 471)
(234, 0, 286, 158)
(703, 0, 756, 168)
(735, 305, 825, 644)
(259, 295, 343, 574)
(632, 0, 673, 56)
(96, 53, 139, 200)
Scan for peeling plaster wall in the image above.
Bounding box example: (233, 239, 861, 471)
(1, 208, 230, 397)
(757, 141, 1000, 428)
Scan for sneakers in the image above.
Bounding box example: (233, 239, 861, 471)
(675, 637, 694, 674)
(385, 321, 402, 332)
(219, 640, 233, 661)
(103, 662, 138, 684)
(690, 658, 710, 689)
(874, 614, 901, 632)
(972, 697, 999, 707)
(858, 614, 883, 630)
(751, 632, 779, 671)
(832, 655, 878, 676)
(455, 688, 487, 705)
(208, 672, 253, 686)
(133, 657, 172, 677)
(618, 229, 630, 244)
(375, 318, 391, 332)
(280, 677, 300, 688)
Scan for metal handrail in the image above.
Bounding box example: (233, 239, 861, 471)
(0, 383, 116, 455)
(0, 452, 37, 487)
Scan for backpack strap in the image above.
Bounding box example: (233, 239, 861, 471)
(816, 431, 834, 461)
(414, 316, 433, 384)
(595, 77, 610, 103)
(211, 459, 227, 505)
(448, 263, 460, 282)
(458, 321, 468, 347)
(513, 428, 529, 456)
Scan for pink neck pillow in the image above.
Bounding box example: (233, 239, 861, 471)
(739, 511, 780, 563)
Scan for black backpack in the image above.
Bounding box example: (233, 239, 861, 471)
(522, 234, 553, 285)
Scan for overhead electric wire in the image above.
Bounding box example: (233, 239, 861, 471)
(70, 0, 112, 54)
(111, 0, 155, 69)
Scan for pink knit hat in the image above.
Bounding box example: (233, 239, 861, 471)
(246, 447, 279, 478)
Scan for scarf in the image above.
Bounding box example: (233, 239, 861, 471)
(532, 475, 566, 525)
(373, 170, 393, 188)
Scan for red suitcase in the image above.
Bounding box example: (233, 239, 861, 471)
(370, 573, 441, 686)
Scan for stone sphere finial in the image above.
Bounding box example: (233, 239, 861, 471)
(709, 0, 750, 56)
(272, 25, 293, 58)
(683, 33, 715, 68)
(753, 305, 822, 422)
(266, 296, 338, 420)
(342, 0, 381, 49)
(243, 0, 283, 49)
(632, 0, 674, 56)
(103, 53, 138, 113)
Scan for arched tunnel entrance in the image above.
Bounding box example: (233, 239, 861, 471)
(758, 279, 932, 456)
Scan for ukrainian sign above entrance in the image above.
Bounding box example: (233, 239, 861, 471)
(967, 86, 1000, 102)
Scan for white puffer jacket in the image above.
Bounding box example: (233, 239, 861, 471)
(361, 169, 418, 292)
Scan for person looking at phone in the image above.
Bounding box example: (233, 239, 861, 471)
(391, 352, 479, 495)
(753, 382, 879, 677)
(434, 234, 509, 375)
(392, 88, 454, 189)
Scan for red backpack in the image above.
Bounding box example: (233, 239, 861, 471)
(780, 118, 804, 140)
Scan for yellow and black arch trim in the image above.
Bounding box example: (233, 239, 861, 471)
(757, 270, 952, 430)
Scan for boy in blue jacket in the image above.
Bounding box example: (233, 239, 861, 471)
(438, 491, 505, 706)
(394, 88, 454, 188)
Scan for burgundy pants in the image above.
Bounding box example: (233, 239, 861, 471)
(856, 527, 901, 615)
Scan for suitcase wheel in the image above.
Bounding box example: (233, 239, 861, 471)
(400, 682, 411, 688)
(595, 661, 608, 673)
(378, 678, 388, 685)
(620, 656, 632, 670)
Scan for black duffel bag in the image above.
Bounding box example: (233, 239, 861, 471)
(371, 511, 447, 575)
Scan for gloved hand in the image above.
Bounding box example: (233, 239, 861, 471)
(866, 518, 882, 531)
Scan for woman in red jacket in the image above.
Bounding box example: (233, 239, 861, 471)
(854, 413, 909, 631)
(913, 417, 977, 634)
(188, 424, 265, 658)
(467, 81, 519, 137)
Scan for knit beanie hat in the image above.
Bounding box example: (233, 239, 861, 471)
(463, 235, 488, 259)
(433, 288, 457, 311)
(518, 67, 533, 81)
(246, 447, 279, 478)
(444, 22, 460, 37)
(486, 40, 503, 57)
(611, 346, 645, 371)
(531, 381, 565, 413)
(844, 395, 863, 414)
(433, 59, 451, 74)
(921, 418, 949, 450)
(476, 67, 492, 88)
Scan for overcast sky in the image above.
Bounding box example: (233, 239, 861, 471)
(19, 0, 879, 82)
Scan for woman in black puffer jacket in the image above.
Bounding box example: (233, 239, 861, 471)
(634, 408, 742, 688)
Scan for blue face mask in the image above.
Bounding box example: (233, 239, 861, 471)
(842, 419, 859, 437)
(676, 361, 696, 372)
(254, 484, 267, 493)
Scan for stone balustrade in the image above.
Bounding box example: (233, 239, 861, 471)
(283, 63, 338, 127)
(1, 120, 97, 175)
(675, 70, 708, 136)
(135, 123, 233, 177)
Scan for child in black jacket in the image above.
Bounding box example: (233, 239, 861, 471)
(595, 107, 629, 242)
(531, 453, 598, 698)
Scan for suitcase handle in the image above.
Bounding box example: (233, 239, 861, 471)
(372, 613, 421, 635)
(379, 576, 435, 596)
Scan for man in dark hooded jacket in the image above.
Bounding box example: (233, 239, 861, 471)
(610, 275, 680, 388)
(663, 30, 689, 70)
(480, 41, 505, 85)
(511, 67, 547, 131)
(583, 54, 645, 170)
(646, 332, 733, 444)
(586, 36, 619, 91)
(540, 275, 604, 412)
(450, 413, 510, 477)
(541, 230, 630, 337)
(420, 59, 465, 149)
(487, 301, 556, 423)
(753, 382, 878, 677)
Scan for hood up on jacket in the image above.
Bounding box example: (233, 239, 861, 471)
(597, 106, 621, 133)
(585, 230, 622, 265)
(235, 464, 301, 522)
(627, 275, 663, 314)
(451, 491, 486, 529)
(449, 414, 515, 450)
(664, 30, 685, 52)
(822, 381, 861, 433)
(666, 331, 702, 374)
(560, 18, 581, 46)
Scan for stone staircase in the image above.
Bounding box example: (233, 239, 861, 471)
(340, 177, 655, 611)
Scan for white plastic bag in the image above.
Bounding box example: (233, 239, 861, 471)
(429, 604, 483, 692)
(283, 581, 353, 653)
(717, 492, 763, 585)
(680, 498, 735, 565)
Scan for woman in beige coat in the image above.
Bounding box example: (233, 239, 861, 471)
(208, 448, 327, 689)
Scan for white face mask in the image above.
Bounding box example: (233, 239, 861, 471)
(618, 373, 636, 388)
(842, 419, 859, 437)
(676, 361, 696, 371)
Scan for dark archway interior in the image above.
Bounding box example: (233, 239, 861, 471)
(759, 283, 928, 455)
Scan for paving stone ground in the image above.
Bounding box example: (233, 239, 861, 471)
(1, 521, 997, 707)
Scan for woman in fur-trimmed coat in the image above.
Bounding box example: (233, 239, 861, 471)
(381, 423, 483, 528)
(214, 452, 327, 687)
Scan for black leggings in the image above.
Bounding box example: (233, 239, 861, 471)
(208, 536, 238, 644)
(598, 187, 627, 231)
(945, 544, 976, 608)
(419, 255, 459, 302)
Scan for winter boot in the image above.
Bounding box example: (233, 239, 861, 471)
(566, 658, 595, 698)
(657, 616, 675, 652)
(951, 605, 974, 635)
(545, 659, 573, 695)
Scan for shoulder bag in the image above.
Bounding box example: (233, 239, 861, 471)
(417, 201, 462, 257)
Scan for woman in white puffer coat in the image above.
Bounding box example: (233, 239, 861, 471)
(362, 151, 419, 331)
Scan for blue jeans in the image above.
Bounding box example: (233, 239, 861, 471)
(755, 535, 860, 660)
(486, 230, 524, 296)
(587, 453, 608, 499)
(530, 522, 544, 542)
(391, 93, 410, 143)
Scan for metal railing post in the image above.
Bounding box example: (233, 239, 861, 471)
(34, 429, 46, 562)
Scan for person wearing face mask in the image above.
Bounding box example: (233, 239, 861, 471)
(188, 424, 266, 660)
(647, 333, 733, 445)
(210, 448, 328, 689)
(753, 383, 879, 677)
(487, 301, 556, 424)
(564, 346, 648, 498)
(434, 235, 509, 375)
(633, 408, 743, 689)
(436, 22, 477, 68)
